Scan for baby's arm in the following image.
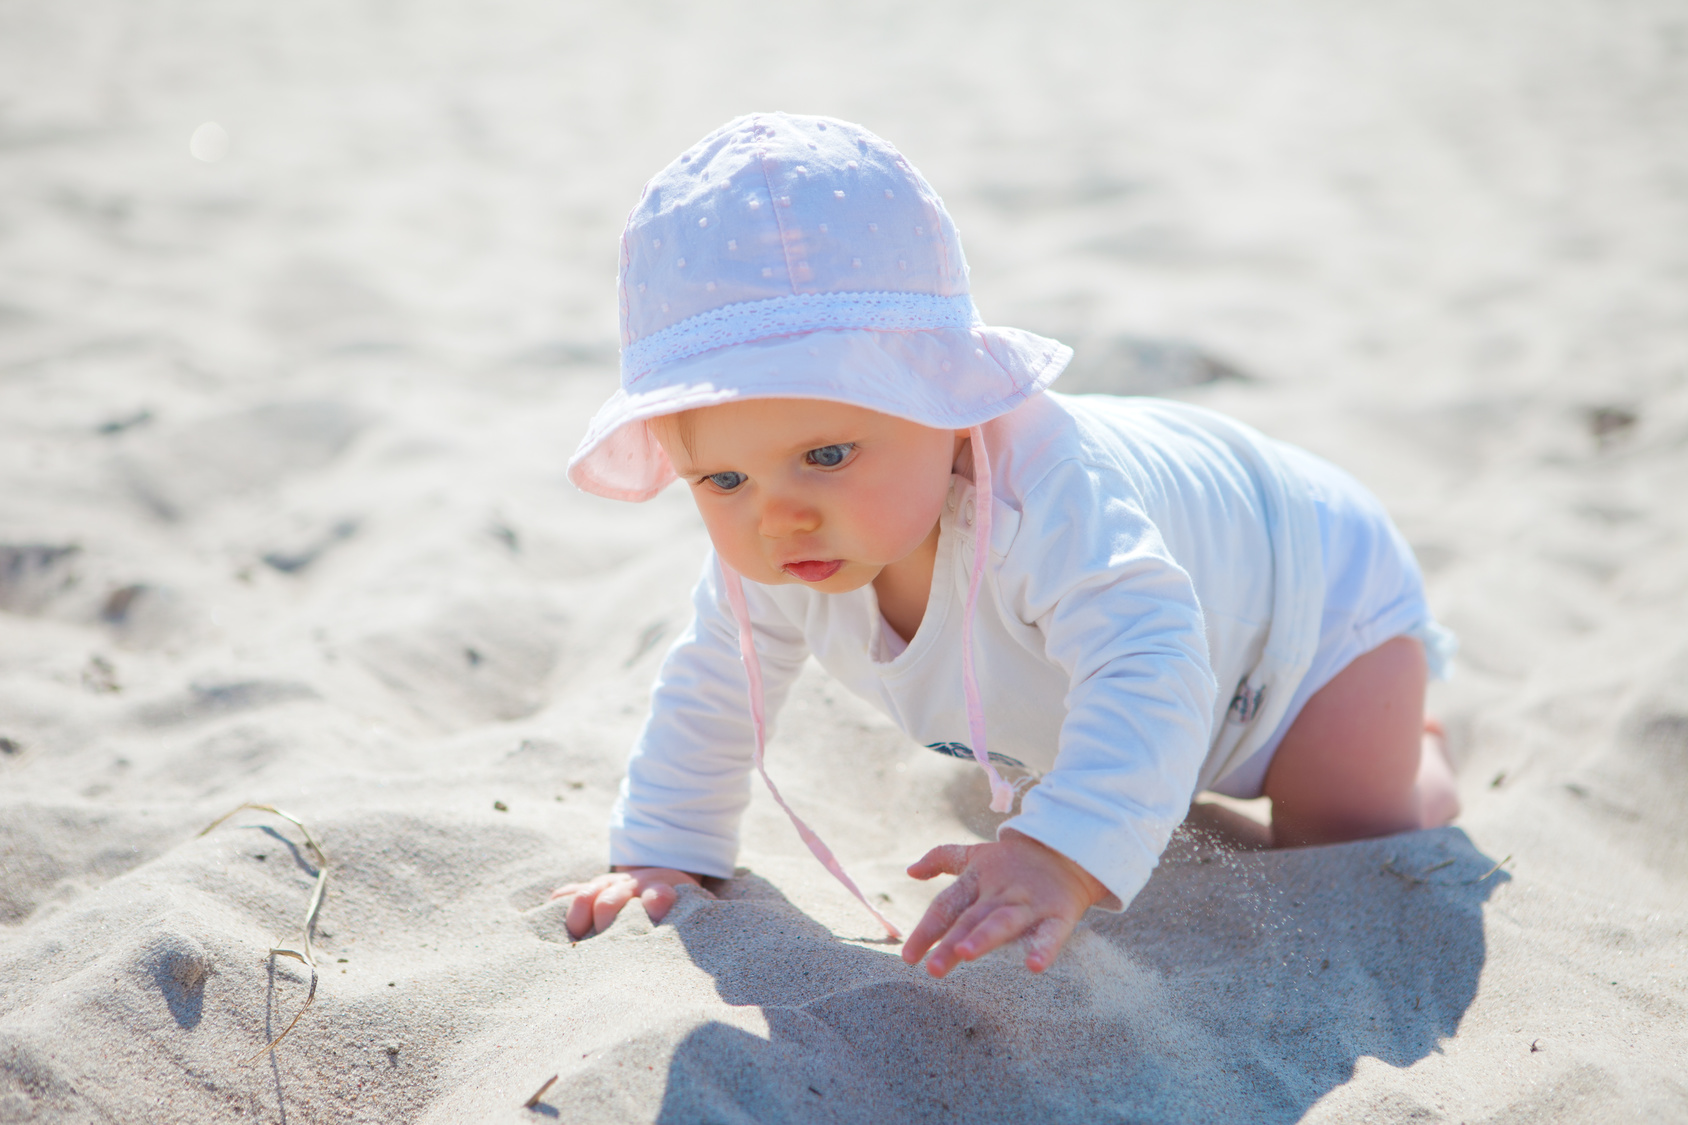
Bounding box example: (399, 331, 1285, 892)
(901, 831, 1106, 977)
(556, 555, 809, 936)
(899, 465, 1219, 974)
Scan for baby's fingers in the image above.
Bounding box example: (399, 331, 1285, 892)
(564, 883, 603, 939)
(904, 837, 972, 878)
(551, 871, 619, 902)
(901, 874, 976, 967)
(1022, 915, 1076, 974)
(954, 904, 1036, 962)
(638, 882, 679, 923)
(928, 903, 1032, 978)
(907, 843, 975, 881)
(593, 878, 637, 935)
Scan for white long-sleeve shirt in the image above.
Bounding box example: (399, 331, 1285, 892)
(610, 391, 1344, 910)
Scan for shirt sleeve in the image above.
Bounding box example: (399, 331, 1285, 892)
(992, 460, 1220, 911)
(608, 552, 810, 877)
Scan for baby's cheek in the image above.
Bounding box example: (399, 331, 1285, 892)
(698, 506, 779, 580)
(856, 479, 946, 554)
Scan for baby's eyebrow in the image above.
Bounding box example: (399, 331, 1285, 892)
(673, 454, 744, 480)
(788, 434, 857, 454)
(663, 452, 716, 480)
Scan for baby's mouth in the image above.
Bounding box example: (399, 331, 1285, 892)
(782, 559, 843, 582)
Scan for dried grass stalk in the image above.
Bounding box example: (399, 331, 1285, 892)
(1461, 854, 1513, 885)
(242, 950, 320, 1066)
(1382, 853, 1512, 887)
(199, 803, 329, 1064)
(524, 1074, 560, 1109)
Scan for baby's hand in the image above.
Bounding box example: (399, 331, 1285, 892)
(550, 866, 710, 939)
(902, 830, 1106, 978)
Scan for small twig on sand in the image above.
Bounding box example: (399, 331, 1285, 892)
(1381, 857, 1428, 885)
(199, 803, 329, 1064)
(1461, 854, 1512, 885)
(1382, 853, 1513, 887)
(524, 1074, 559, 1109)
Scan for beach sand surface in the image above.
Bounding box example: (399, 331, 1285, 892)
(2, 1, 1686, 1121)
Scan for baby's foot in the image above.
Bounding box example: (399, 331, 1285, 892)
(1416, 719, 1460, 828)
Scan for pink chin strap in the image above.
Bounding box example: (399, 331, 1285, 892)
(718, 425, 1014, 940)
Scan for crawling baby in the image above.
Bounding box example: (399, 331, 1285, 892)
(555, 113, 1458, 978)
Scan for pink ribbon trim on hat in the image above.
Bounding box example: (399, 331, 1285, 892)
(718, 424, 1013, 939)
(721, 561, 902, 940)
(960, 426, 1018, 815)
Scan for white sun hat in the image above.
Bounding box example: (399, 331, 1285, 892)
(567, 112, 1072, 501)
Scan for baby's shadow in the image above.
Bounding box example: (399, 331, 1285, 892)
(652, 827, 1505, 1124)
(1103, 826, 1507, 1081)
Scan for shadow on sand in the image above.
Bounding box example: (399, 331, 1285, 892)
(649, 826, 1506, 1124)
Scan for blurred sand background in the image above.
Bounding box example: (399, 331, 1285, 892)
(2, 1, 1686, 1121)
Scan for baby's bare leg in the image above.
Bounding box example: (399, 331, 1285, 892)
(1263, 636, 1459, 848)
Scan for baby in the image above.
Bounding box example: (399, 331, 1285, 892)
(555, 113, 1459, 979)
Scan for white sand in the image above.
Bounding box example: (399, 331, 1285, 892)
(2, 1, 1686, 1121)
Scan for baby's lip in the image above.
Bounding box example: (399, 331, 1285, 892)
(782, 559, 843, 582)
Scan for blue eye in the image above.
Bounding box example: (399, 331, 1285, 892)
(805, 443, 853, 468)
(705, 471, 747, 491)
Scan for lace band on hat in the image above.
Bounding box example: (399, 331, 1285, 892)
(623, 291, 981, 382)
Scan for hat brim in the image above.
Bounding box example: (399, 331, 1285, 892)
(567, 325, 1071, 501)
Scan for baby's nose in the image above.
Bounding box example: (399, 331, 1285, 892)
(758, 495, 821, 537)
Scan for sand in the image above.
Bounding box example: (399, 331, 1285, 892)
(2, 0, 1686, 1121)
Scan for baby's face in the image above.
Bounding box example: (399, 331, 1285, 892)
(651, 398, 959, 592)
